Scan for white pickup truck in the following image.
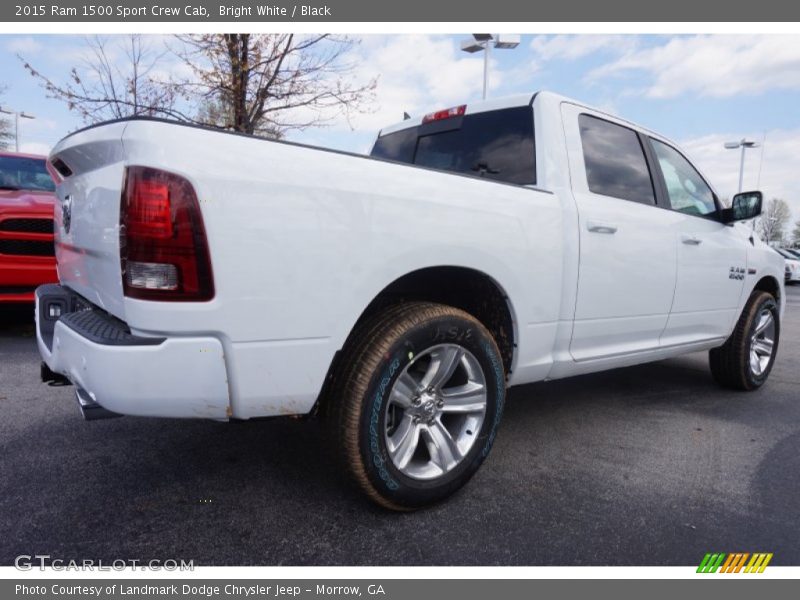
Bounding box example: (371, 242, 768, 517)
(36, 91, 783, 510)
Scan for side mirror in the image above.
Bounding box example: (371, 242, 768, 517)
(721, 191, 762, 224)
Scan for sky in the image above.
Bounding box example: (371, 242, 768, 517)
(2, 33, 800, 221)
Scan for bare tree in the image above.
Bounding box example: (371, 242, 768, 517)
(20, 35, 180, 123)
(172, 34, 377, 136)
(21, 34, 376, 139)
(791, 219, 800, 248)
(0, 86, 12, 150)
(757, 198, 791, 245)
(195, 93, 285, 139)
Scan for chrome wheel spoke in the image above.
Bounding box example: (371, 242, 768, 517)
(750, 350, 761, 374)
(387, 414, 422, 470)
(749, 308, 776, 377)
(754, 312, 773, 336)
(753, 339, 774, 356)
(421, 346, 463, 391)
(440, 382, 487, 414)
(389, 372, 418, 408)
(424, 421, 462, 473)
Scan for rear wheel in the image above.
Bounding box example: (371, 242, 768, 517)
(328, 302, 506, 510)
(709, 290, 779, 390)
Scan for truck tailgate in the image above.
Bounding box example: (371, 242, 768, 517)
(49, 122, 129, 319)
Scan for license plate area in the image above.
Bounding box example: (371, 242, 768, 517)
(36, 284, 88, 352)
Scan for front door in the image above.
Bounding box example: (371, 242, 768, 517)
(646, 137, 748, 345)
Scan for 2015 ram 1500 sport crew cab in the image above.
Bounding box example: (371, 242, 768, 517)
(36, 91, 783, 509)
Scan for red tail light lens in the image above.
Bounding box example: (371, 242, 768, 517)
(128, 180, 173, 238)
(422, 105, 466, 124)
(120, 166, 214, 301)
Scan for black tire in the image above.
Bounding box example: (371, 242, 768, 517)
(709, 290, 780, 390)
(328, 301, 506, 511)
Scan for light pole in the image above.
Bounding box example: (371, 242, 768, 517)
(0, 106, 36, 152)
(724, 138, 759, 193)
(460, 34, 520, 100)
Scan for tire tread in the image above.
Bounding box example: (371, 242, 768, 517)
(709, 290, 777, 390)
(327, 301, 499, 510)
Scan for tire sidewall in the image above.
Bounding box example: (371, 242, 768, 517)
(358, 313, 505, 508)
(744, 294, 780, 388)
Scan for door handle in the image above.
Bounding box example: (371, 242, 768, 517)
(587, 221, 618, 234)
(681, 235, 702, 245)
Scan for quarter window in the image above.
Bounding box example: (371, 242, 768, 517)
(579, 114, 655, 205)
(650, 138, 717, 217)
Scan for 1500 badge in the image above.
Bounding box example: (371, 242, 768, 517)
(729, 266, 746, 280)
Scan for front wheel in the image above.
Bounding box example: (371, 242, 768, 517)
(328, 302, 507, 510)
(709, 290, 780, 390)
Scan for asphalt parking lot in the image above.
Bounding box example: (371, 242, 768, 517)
(1, 290, 799, 567)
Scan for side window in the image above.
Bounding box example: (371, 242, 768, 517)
(650, 139, 717, 217)
(370, 127, 417, 163)
(578, 114, 655, 205)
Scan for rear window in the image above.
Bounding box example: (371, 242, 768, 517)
(0, 156, 55, 192)
(371, 106, 536, 186)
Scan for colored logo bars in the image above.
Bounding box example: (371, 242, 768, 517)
(697, 553, 773, 573)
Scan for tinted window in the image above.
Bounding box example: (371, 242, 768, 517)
(579, 114, 655, 205)
(650, 138, 717, 217)
(370, 127, 416, 163)
(0, 156, 55, 192)
(370, 107, 535, 185)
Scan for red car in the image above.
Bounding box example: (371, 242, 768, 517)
(0, 151, 58, 303)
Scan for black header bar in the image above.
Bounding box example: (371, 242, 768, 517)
(4, 0, 800, 22)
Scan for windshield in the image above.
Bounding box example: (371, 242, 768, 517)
(776, 249, 797, 260)
(0, 156, 55, 192)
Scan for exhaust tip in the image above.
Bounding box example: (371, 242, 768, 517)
(75, 387, 122, 421)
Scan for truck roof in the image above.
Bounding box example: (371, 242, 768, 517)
(379, 93, 536, 137)
(377, 90, 662, 142)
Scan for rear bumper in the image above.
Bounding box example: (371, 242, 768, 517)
(35, 284, 230, 419)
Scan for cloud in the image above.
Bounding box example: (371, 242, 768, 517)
(286, 35, 505, 134)
(20, 141, 51, 155)
(531, 35, 636, 62)
(588, 35, 800, 98)
(349, 35, 491, 129)
(5, 36, 43, 55)
(680, 128, 800, 223)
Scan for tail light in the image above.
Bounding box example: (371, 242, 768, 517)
(422, 105, 466, 124)
(120, 166, 214, 301)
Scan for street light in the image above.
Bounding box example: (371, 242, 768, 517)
(460, 34, 520, 100)
(0, 106, 36, 152)
(724, 138, 759, 193)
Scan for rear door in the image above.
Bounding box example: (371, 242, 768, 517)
(646, 137, 748, 344)
(561, 103, 678, 361)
